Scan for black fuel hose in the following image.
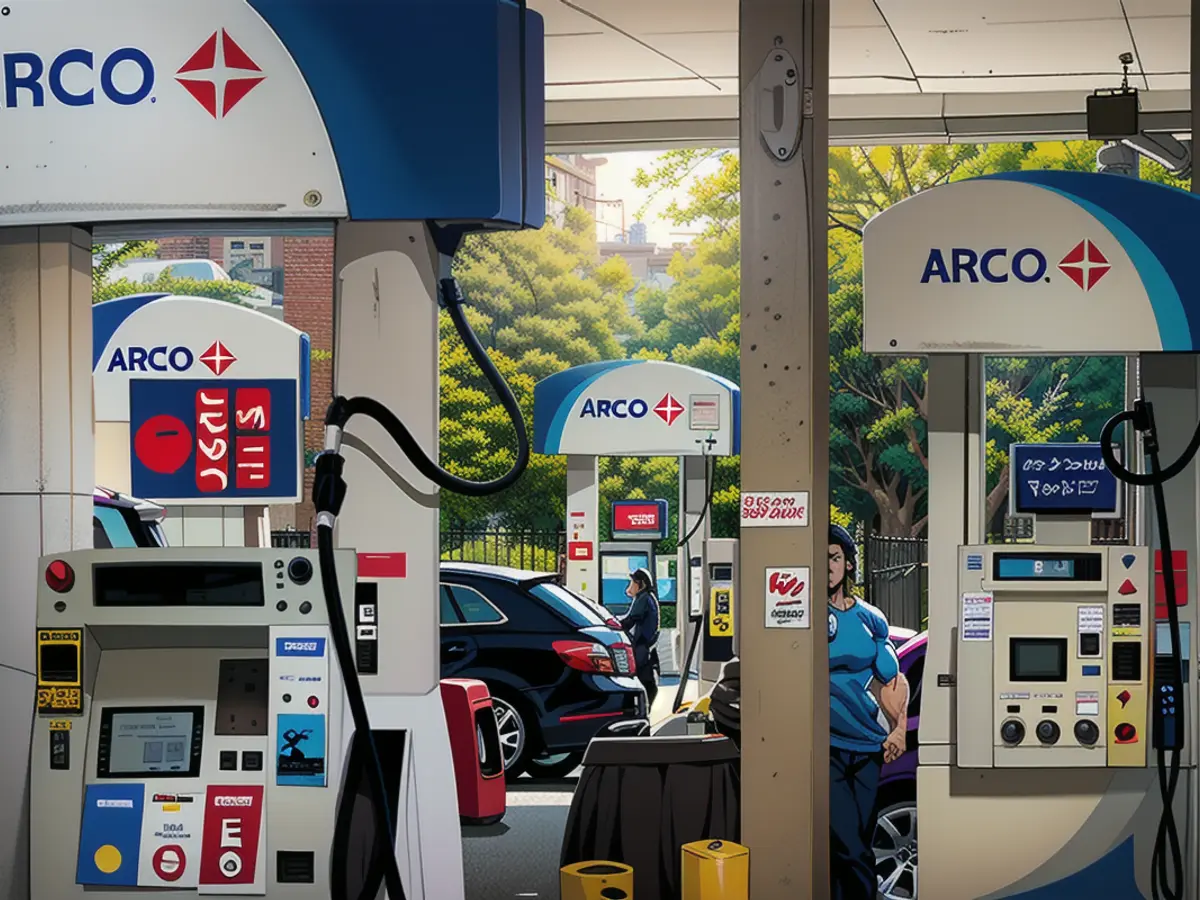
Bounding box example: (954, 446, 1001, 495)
(316, 275, 531, 900)
(671, 455, 717, 714)
(1100, 399, 1187, 900)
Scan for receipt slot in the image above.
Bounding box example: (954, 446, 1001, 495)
(30, 548, 364, 898)
(956, 546, 1151, 769)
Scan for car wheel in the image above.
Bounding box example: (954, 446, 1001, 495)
(874, 800, 917, 900)
(525, 752, 583, 780)
(490, 693, 532, 780)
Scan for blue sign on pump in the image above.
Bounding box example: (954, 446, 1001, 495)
(275, 638, 326, 658)
(76, 783, 145, 886)
(1010, 443, 1120, 516)
(276, 713, 327, 787)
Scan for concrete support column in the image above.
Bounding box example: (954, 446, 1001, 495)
(737, 0, 831, 893)
(565, 455, 599, 602)
(0, 225, 93, 899)
(678, 454, 710, 680)
(331, 221, 462, 900)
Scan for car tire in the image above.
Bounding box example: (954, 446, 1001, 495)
(488, 690, 535, 781)
(525, 752, 583, 780)
(873, 798, 917, 900)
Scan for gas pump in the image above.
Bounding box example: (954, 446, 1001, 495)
(32, 547, 364, 897)
(698, 539, 739, 687)
(599, 500, 670, 613)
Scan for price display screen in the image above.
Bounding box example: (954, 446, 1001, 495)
(992, 553, 1103, 582)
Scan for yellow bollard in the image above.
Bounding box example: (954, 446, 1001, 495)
(681, 840, 749, 900)
(560, 860, 634, 900)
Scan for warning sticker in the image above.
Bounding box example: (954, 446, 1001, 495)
(961, 593, 994, 642)
(137, 791, 203, 888)
(1076, 691, 1101, 717)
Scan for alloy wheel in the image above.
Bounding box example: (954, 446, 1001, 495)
(874, 801, 917, 900)
(490, 697, 526, 771)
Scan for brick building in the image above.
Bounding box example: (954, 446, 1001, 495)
(155, 235, 335, 537)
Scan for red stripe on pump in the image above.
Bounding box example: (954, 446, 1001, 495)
(357, 553, 407, 579)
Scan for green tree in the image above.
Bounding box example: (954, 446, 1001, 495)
(92, 241, 261, 307)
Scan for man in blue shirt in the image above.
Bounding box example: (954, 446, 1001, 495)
(828, 524, 909, 900)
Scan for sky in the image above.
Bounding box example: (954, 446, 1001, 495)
(590, 150, 722, 247)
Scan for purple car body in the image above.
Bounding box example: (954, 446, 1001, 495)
(873, 629, 925, 900)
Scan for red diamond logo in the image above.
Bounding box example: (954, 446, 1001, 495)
(1058, 239, 1111, 291)
(176, 29, 265, 119)
(199, 342, 237, 376)
(653, 394, 684, 426)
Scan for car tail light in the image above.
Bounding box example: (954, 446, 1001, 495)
(611, 642, 636, 675)
(45, 560, 75, 593)
(553, 640, 616, 674)
(605, 616, 621, 629)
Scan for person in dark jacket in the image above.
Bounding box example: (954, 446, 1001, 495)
(619, 568, 661, 707)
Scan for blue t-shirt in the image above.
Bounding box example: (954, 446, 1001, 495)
(829, 599, 900, 753)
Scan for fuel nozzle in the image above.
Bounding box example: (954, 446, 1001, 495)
(313, 452, 347, 522)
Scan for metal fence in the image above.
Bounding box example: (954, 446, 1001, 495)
(271, 529, 312, 549)
(863, 534, 928, 632)
(440, 529, 566, 572)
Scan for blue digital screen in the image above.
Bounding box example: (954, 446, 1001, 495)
(1010, 443, 1119, 515)
(996, 557, 1076, 580)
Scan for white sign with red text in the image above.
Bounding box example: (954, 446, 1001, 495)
(740, 491, 809, 528)
(765, 567, 811, 629)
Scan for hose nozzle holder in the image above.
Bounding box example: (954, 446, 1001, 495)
(313, 452, 347, 519)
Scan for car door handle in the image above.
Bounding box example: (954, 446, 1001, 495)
(445, 642, 468, 656)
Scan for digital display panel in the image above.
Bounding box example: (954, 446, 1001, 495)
(98, 707, 204, 778)
(1010, 638, 1068, 682)
(992, 553, 1103, 582)
(94, 563, 264, 607)
(997, 557, 1074, 580)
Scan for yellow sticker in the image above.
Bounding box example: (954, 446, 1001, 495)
(162, 804, 181, 813)
(48, 720, 71, 732)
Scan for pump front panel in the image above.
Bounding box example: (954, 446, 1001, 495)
(956, 545, 1150, 769)
(30, 548, 356, 898)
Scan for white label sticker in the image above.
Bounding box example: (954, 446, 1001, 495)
(688, 394, 721, 429)
(765, 567, 811, 629)
(1076, 691, 1101, 717)
(358, 604, 376, 624)
(137, 791, 205, 888)
(1078, 605, 1104, 633)
(740, 491, 809, 528)
(356, 625, 377, 641)
(961, 593, 994, 641)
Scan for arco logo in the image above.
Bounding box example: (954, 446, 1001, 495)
(176, 29, 265, 119)
(921, 239, 1112, 292)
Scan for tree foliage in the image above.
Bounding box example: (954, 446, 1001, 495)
(92, 242, 260, 307)
(444, 140, 1168, 544)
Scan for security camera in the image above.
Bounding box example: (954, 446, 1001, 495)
(1119, 52, 1134, 66)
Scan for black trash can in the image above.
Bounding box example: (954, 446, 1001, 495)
(559, 735, 740, 900)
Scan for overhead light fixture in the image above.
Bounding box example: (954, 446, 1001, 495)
(1087, 52, 1139, 140)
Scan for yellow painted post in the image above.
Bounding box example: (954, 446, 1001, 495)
(560, 861, 634, 900)
(681, 840, 750, 900)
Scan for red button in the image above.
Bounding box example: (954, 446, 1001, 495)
(307, 696, 319, 709)
(45, 560, 75, 593)
(1118, 579, 1137, 596)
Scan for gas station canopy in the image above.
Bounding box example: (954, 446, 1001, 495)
(538, 0, 1192, 149)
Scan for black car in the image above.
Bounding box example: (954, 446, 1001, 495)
(439, 562, 648, 779)
(93, 487, 167, 548)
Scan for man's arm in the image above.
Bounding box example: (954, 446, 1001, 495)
(619, 594, 646, 635)
(878, 672, 909, 734)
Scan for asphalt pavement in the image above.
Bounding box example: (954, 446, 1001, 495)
(460, 679, 700, 899)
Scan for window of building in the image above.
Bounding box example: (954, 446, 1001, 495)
(226, 237, 271, 271)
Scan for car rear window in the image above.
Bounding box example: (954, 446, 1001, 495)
(528, 582, 610, 628)
(94, 506, 139, 548)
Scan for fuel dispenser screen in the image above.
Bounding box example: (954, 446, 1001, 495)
(97, 706, 204, 778)
(93, 563, 265, 607)
(993, 553, 1103, 582)
(1009, 638, 1068, 682)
